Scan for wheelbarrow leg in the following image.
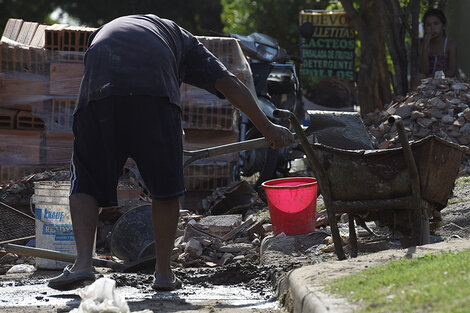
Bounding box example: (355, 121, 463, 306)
(326, 205, 346, 260)
(389, 115, 430, 247)
(348, 214, 358, 258)
(413, 204, 430, 246)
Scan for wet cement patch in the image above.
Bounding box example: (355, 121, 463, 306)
(0, 262, 285, 312)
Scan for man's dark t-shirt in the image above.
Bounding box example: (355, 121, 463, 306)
(77, 14, 233, 110)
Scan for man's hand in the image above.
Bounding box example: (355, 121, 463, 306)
(262, 123, 295, 149)
(215, 76, 294, 148)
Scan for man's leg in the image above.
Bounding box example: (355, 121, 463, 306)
(69, 193, 99, 273)
(152, 197, 180, 281)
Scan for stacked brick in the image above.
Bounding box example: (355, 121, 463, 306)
(0, 19, 254, 192)
(0, 18, 93, 183)
(182, 36, 255, 192)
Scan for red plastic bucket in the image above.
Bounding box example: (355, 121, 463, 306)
(261, 177, 318, 235)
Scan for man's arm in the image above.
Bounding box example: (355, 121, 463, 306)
(215, 75, 294, 149)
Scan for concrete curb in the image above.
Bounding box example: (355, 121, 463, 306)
(278, 267, 354, 313)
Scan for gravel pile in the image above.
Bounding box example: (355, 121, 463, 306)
(363, 76, 470, 175)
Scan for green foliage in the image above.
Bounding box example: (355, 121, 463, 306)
(328, 250, 470, 313)
(221, 0, 332, 51)
(53, 0, 224, 34)
(0, 0, 59, 34)
(0, 0, 224, 36)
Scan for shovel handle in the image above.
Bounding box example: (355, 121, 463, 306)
(3, 243, 123, 271)
(183, 137, 270, 167)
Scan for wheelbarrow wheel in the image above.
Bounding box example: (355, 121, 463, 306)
(239, 127, 280, 188)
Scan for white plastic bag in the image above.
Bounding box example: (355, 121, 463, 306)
(70, 277, 130, 313)
(6, 264, 36, 274)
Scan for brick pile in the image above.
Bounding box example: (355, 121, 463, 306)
(0, 19, 254, 191)
(0, 18, 93, 183)
(363, 76, 470, 176)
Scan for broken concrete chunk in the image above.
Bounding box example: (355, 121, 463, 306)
(220, 253, 234, 266)
(184, 238, 203, 257)
(218, 243, 253, 253)
(0, 253, 18, 265)
(245, 219, 266, 240)
(198, 214, 243, 236)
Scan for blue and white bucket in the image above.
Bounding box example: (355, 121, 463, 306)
(32, 181, 76, 269)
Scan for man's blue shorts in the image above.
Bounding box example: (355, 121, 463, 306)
(70, 95, 186, 207)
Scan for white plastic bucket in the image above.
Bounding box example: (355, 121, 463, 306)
(32, 181, 76, 269)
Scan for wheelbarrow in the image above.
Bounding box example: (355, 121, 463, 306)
(273, 109, 468, 260)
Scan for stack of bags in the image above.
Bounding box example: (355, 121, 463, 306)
(0, 19, 255, 192)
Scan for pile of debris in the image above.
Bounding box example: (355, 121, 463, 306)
(363, 76, 470, 176)
(173, 212, 269, 268)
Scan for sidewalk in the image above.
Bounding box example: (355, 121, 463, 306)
(276, 238, 470, 313)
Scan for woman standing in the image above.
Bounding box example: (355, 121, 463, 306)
(419, 8, 457, 77)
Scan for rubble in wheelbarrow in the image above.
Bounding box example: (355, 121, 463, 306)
(363, 76, 470, 176)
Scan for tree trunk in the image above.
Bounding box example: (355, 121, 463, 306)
(341, 0, 391, 115)
(409, 0, 420, 89)
(383, 0, 408, 97)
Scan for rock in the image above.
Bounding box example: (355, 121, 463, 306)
(395, 105, 412, 119)
(198, 214, 243, 236)
(364, 76, 470, 176)
(428, 97, 446, 109)
(442, 115, 454, 124)
(451, 83, 468, 91)
(219, 253, 234, 265)
(245, 219, 266, 240)
(411, 111, 425, 120)
(218, 243, 253, 253)
(184, 238, 203, 257)
(464, 108, 470, 121)
(416, 117, 433, 128)
(460, 123, 470, 135)
(0, 253, 18, 265)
